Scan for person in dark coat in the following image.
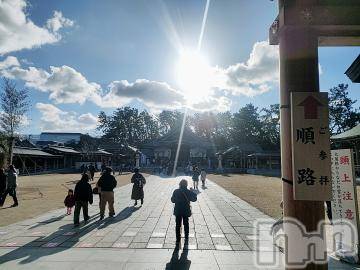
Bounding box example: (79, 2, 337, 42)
(74, 174, 93, 226)
(171, 179, 197, 243)
(192, 166, 200, 190)
(0, 168, 6, 204)
(64, 189, 75, 215)
(0, 165, 18, 207)
(97, 167, 117, 219)
(89, 163, 96, 181)
(131, 168, 146, 206)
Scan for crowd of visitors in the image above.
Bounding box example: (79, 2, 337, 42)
(0, 161, 206, 245)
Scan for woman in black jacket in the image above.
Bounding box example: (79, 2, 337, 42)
(131, 168, 146, 206)
(171, 179, 197, 244)
(74, 174, 93, 226)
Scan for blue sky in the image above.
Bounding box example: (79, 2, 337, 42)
(0, 0, 358, 135)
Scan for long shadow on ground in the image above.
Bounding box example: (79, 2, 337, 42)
(0, 205, 141, 265)
(97, 206, 139, 229)
(0, 213, 100, 265)
(165, 244, 191, 270)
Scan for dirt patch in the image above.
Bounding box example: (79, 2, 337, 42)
(209, 174, 360, 220)
(208, 174, 283, 218)
(0, 172, 145, 227)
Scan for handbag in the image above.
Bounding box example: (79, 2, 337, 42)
(181, 190, 192, 215)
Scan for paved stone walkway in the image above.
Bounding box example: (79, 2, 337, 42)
(0, 175, 357, 269)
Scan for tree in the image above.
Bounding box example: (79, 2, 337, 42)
(158, 110, 183, 135)
(189, 112, 216, 139)
(232, 104, 262, 145)
(329, 84, 360, 134)
(0, 78, 29, 164)
(260, 104, 280, 150)
(97, 107, 160, 147)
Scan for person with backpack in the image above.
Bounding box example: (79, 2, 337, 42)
(171, 179, 197, 244)
(97, 167, 117, 220)
(74, 174, 93, 226)
(131, 168, 146, 206)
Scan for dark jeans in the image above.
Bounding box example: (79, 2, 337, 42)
(175, 215, 189, 241)
(74, 201, 89, 224)
(0, 187, 18, 205)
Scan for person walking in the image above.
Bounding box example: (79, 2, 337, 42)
(192, 166, 200, 190)
(74, 174, 93, 226)
(0, 165, 18, 207)
(131, 168, 146, 206)
(171, 179, 197, 244)
(200, 168, 206, 188)
(0, 168, 6, 204)
(97, 167, 117, 220)
(89, 163, 96, 181)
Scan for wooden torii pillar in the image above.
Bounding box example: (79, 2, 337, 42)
(270, 1, 360, 270)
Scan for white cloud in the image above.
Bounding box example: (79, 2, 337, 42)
(36, 103, 98, 132)
(46, 11, 74, 32)
(191, 96, 232, 112)
(214, 40, 279, 96)
(0, 0, 74, 55)
(0, 40, 278, 112)
(3, 64, 101, 104)
(0, 56, 20, 69)
(100, 79, 186, 109)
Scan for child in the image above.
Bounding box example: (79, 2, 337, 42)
(64, 189, 75, 215)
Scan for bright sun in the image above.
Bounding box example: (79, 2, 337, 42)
(176, 50, 212, 102)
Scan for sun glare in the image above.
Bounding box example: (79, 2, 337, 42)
(176, 50, 212, 102)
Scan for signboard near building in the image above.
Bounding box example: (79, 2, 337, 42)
(291, 92, 332, 201)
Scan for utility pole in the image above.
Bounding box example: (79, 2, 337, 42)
(270, 1, 360, 269)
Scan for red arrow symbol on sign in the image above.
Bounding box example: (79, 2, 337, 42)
(298, 96, 323, 119)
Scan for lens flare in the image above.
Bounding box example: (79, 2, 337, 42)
(176, 50, 212, 101)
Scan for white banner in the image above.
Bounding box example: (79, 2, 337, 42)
(331, 149, 359, 256)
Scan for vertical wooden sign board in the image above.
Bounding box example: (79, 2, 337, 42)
(291, 92, 332, 201)
(331, 149, 360, 255)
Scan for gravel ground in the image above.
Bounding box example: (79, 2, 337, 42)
(208, 173, 283, 218)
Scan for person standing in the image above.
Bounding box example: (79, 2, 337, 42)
(0, 168, 6, 204)
(0, 165, 18, 207)
(171, 179, 197, 244)
(200, 168, 206, 187)
(89, 163, 96, 181)
(74, 174, 93, 226)
(97, 167, 117, 220)
(64, 189, 75, 215)
(131, 168, 146, 206)
(192, 166, 200, 190)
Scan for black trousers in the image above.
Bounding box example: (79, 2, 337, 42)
(1, 187, 18, 205)
(175, 215, 189, 240)
(74, 201, 89, 224)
